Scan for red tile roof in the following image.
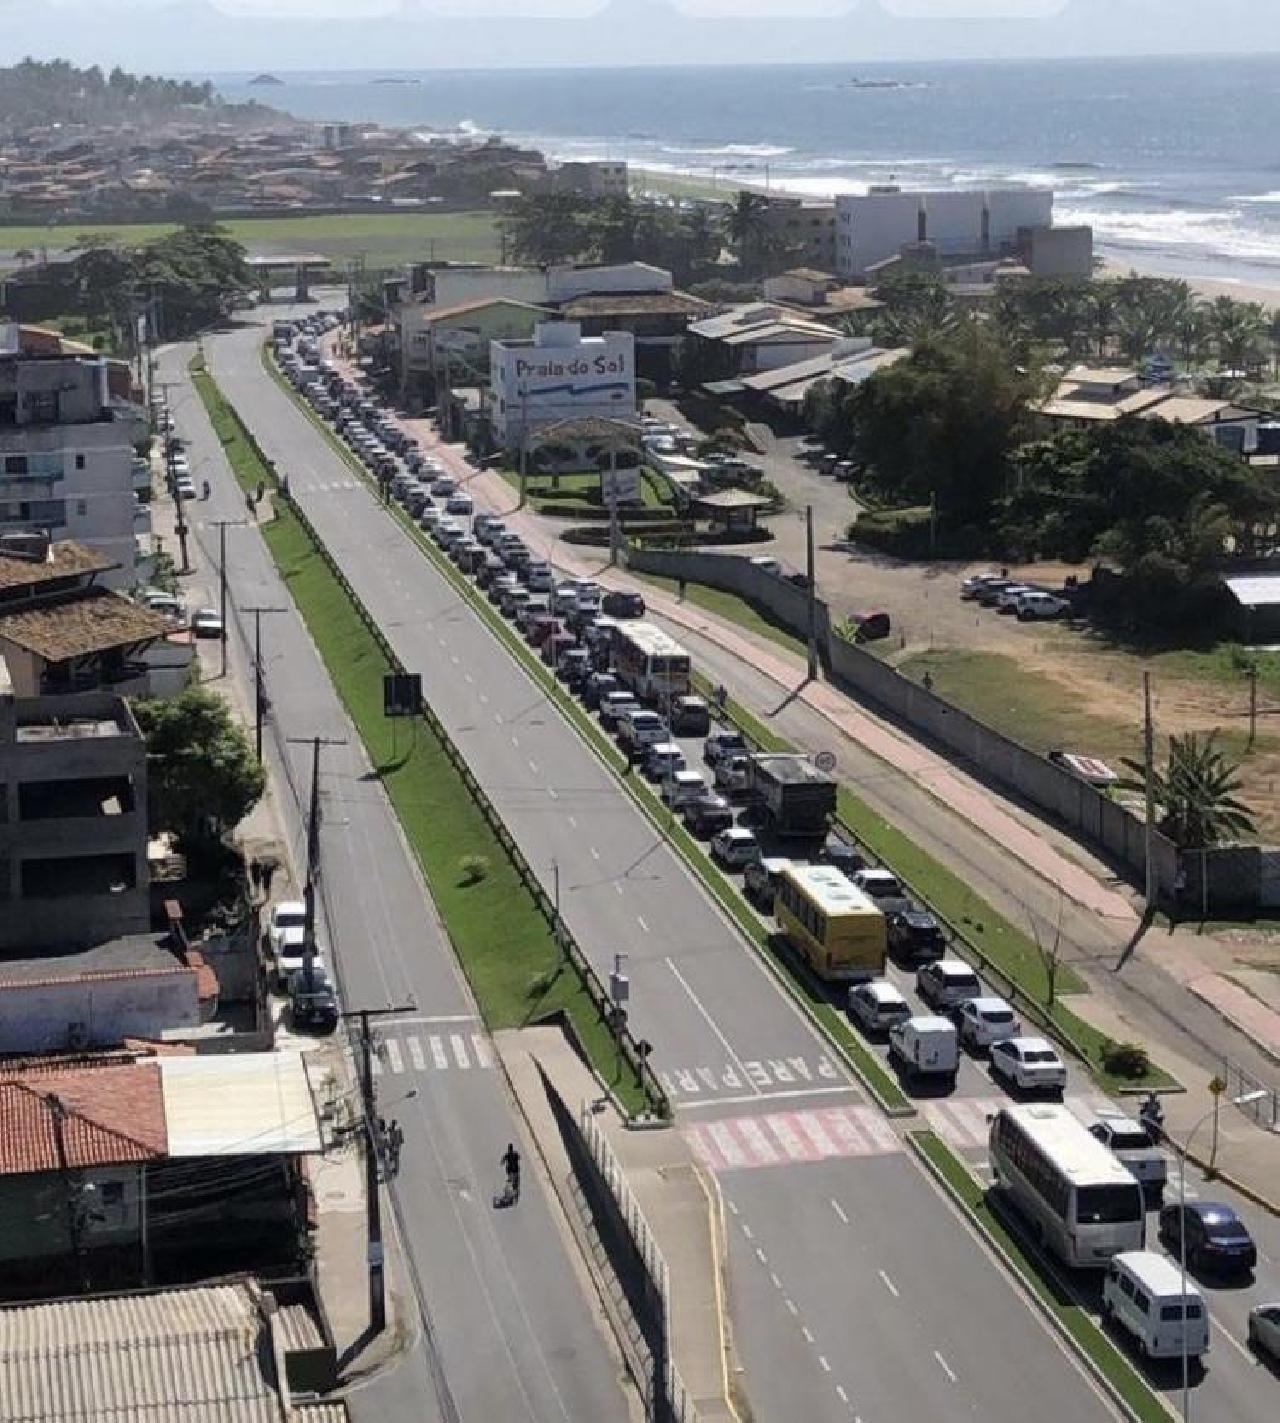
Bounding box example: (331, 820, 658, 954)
(0, 1062, 167, 1175)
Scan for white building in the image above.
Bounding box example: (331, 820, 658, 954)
(490, 322, 636, 450)
(0, 324, 145, 589)
(834, 185, 1056, 279)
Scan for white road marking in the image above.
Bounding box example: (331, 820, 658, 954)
(836, 1385, 849, 1405)
(819, 1356, 831, 1374)
(770, 1272, 782, 1290)
(471, 1035, 494, 1068)
(755, 1247, 767, 1265)
(785, 1298, 798, 1316)
(548, 787, 558, 800)
(567, 816, 578, 828)
(529, 759, 539, 774)
(407, 1036, 426, 1071)
(615, 883, 624, 895)
(511, 735, 519, 748)
(741, 1223, 753, 1241)
(934, 1352, 957, 1384)
(680, 1084, 855, 1110)
(665, 957, 760, 1099)
(450, 1033, 471, 1069)
(831, 1199, 849, 1225)
(878, 1270, 899, 1298)
(479, 693, 488, 705)
(590, 846, 601, 860)
(397, 1013, 478, 1026)
(802, 1326, 815, 1344)
(1212, 1317, 1255, 1362)
(430, 1036, 449, 1070)
(726, 1199, 739, 1216)
(385, 1039, 404, 1074)
(637, 915, 650, 932)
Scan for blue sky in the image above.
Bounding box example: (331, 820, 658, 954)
(6, 0, 1279, 71)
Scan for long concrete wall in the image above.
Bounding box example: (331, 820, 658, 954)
(0, 971, 199, 1053)
(626, 544, 1182, 899)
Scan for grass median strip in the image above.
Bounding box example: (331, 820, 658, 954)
(190, 357, 649, 1115)
(262, 348, 914, 1112)
(910, 1131, 1170, 1423)
(692, 676, 1177, 1094)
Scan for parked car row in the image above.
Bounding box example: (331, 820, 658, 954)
(960, 571, 1071, 622)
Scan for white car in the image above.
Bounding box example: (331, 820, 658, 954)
(994, 583, 1035, 613)
(1016, 591, 1069, 621)
(191, 607, 224, 638)
(957, 995, 1020, 1050)
(960, 572, 1002, 600)
(711, 827, 762, 870)
(853, 868, 904, 903)
(660, 769, 707, 809)
(644, 741, 687, 781)
(1089, 1113, 1167, 1199)
(267, 900, 307, 956)
(274, 927, 327, 987)
(847, 979, 912, 1037)
(989, 1036, 1067, 1094)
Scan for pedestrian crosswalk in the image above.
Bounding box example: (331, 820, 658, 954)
(921, 1094, 1113, 1151)
(687, 1105, 903, 1174)
(371, 1029, 495, 1078)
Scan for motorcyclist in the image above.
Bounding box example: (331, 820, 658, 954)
(1139, 1092, 1164, 1134)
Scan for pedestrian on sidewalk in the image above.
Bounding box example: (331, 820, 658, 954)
(678, 576, 687, 602)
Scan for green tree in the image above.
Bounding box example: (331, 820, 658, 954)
(722, 190, 774, 274)
(1121, 732, 1255, 849)
(840, 325, 1040, 520)
(1209, 296, 1269, 374)
(134, 687, 265, 846)
(501, 192, 593, 267)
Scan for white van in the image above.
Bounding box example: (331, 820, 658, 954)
(1102, 1251, 1209, 1361)
(888, 1015, 959, 1085)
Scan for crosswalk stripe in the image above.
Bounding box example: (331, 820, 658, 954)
(736, 1117, 782, 1165)
(430, 1036, 449, 1070)
(471, 1034, 494, 1068)
(707, 1122, 750, 1169)
(795, 1112, 838, 1157)
(450, 1033, 471, 1069)
(370, 1054, 382, 1078)
(407, 1036, 426, 1071)
(385, 1039, 404, 1075)
(764, 1113, 816, 1163)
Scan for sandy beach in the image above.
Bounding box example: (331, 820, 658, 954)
(1099, 256, 1280, 309)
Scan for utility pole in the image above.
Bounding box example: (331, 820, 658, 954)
(287, 735, 348, 970)
(47, 1093, 89, 1293)
(1143, 671, 1157, 912)
(805, 503, 819, 681)
(209, 519, 246, 679)
(1248, 664, 1258, 751)
(517, 384, 530, 509)
(155, 379, 191, 574)
(341, 1003, 415, 1337)
(244, 605, 287, 759)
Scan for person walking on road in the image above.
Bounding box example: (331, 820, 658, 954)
(501, 1142, 521, 1204)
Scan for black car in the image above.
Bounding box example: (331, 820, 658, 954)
(819, 839, 865, 878)
(1158, 1202, 1257, 1275)
(887, 909, 947, 964)
(685, 792, 735, 838)
(602, 590, 645, 619)
(704, 731, 747, 768)
(291, 980, 339, 1035)
(583, 671, 620, 709)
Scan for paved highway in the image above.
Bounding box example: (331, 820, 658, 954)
(203, 311, 1129, 1423)
(160, 335, 633, 1423)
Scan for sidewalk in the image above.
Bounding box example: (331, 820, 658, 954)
(498, 1025, 735, 1423)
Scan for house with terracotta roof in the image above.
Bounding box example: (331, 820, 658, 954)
(0, 1051, 322, 1296)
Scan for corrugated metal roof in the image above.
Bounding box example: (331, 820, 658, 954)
(159, 1053, 322, 1159)
(0, 1280, 283, 1422)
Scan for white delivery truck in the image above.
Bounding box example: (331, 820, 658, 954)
(888, 1015, 959, 1086)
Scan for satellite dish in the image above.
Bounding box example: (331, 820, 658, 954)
(815, 750, 837, 774)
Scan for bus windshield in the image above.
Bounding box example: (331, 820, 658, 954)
(1075, 1184, 1142, 1225)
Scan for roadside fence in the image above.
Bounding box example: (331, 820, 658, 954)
(578, 1105, 696, 1423)
(1223, 1057, 1280, 1134)
(280, 488, 671, 1121)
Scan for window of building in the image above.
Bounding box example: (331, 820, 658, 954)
(99, 1181, 125, 1206)
(3, 455, 27, 475)
(74, 453, 85, 470)
(76, 500, 87, 517)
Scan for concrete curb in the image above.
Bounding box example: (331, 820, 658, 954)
(1183, 1147, 1280, 1219)
(907, 1133, 1173, 1423)
(691, 1162, 747, 1423)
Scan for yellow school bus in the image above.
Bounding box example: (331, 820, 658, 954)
(774, 864, 886, 982)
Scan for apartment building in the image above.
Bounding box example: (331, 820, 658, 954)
(0, 324, 146, 588)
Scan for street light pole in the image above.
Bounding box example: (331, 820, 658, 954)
(209, 519, 246, 680)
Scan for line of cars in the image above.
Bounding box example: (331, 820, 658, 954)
(960, 570, 1071, 622)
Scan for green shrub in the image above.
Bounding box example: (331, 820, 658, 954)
(458, 853, 491, 886)
(1102, 1040, 1151, 1079)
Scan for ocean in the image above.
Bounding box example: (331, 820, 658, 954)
(214, 56, 1280, 289)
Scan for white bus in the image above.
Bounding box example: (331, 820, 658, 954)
(611, 622, 691, 704)
(989, 1104, 1145, 1269)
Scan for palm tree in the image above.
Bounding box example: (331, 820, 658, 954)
(722, 190, 773, 274)
(1268, 307, 1280, 378)
(1208, 296, 1269, 375)
(1121, 731, 1256, 849)
(1175, 304, 1211, 368)
(1088, 283, 1120, 358)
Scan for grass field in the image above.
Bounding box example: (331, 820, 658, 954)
(0, 210, 502, 269)
(190, 354, 651, 1115)
(499, 468, 676, 515)
(632, 569, 807, 660)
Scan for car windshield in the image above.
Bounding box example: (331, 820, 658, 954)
(1025, 1050, 1060, 1064)
(1075, 1184, 1142, 1224)
(984, 1010, 1016, 1025)
(1110, 1128, 1153, 1151)
(1160, 1303, 1203, 1322)
(1205, 1218, 1249, 1240)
